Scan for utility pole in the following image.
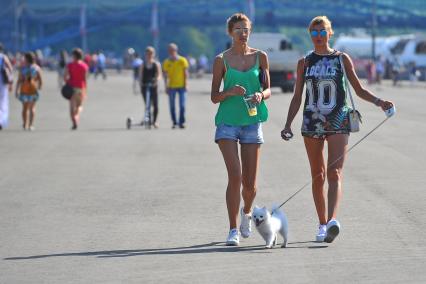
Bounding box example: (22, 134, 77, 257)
(14, 0, 19, 52)
(150, 1, 159, 54)
(80, 4, 88, 52)
(371, 0, 377, 60)
(247, 0, 255, 24)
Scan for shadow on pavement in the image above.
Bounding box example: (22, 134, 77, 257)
(4, 240, 328, 260)
(287, 241, 329, 249)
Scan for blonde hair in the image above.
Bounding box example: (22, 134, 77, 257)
(308, 16, 334, 35)
(145, 46, 155, 55)
(168, 43, 178, 51)
(226, 13, 251, 35)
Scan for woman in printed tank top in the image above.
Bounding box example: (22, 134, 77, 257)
(211, 13, 271, 246)
(15, 52, 42, 131)
(281, 16, 393, 243)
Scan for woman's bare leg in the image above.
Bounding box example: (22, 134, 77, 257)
(70, 93, 84, 128)
(304, 137, 327, 225)
(28, 101, 36, 127)
(240, 143, 260, 214)
(326, 134, 349, 221)
(218, 140, 242, 230)
(22, 103, 30, 129)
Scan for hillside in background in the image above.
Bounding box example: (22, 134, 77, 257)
(1, 0, 425, 59)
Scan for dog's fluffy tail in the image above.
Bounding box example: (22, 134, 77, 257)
(271, 204, 282, 215)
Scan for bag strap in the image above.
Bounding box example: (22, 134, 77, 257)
(221, 53, 229, 72)
(339, 54, 356, 111)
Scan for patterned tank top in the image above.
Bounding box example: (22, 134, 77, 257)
(301, 50, 351, 138)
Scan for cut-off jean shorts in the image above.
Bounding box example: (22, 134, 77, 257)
(19, 93, 39, 103)
(215, 123, 264, 144)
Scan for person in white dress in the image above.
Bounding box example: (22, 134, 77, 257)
(0, 43, 14, 130)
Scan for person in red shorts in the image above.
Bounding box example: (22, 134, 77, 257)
(64, 48, 89, 130)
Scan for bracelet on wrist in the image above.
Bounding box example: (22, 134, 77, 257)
(374, 97, 382, 106)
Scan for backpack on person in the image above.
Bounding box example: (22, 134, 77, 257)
(20, 67, 38, 95)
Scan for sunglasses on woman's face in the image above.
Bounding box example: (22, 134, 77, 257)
(234, 27, 250, 34)
(310, 29, 328, 37)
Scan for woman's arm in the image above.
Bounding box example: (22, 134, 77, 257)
(63, 65, 69, 83)
(4, 56, 13, 91)
(210, 55, 245, 104)
(156, 62, 162, 81)
(183, 63, 189, 91)
(15, 72, 23, 98)
(139, 64, 144, 84)
(283, 58, 305, 129)
(342, 53, 393, 110)
(37, 67, 43, 90)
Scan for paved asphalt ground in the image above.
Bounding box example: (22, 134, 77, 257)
(1, 71, 425, 283)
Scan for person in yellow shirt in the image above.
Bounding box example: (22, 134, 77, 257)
(162, 43, 189, 129)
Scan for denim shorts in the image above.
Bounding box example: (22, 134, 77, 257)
(215, 123, 264, 144)
(19, 93, 39, 103)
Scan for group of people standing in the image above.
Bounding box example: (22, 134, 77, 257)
(211, 13, 393, 246)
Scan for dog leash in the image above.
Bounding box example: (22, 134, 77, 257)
(276, 114, 393, 210)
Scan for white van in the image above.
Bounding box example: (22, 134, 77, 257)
(333, 34, 426, 79)
(391, 36, 426, 67)
(249, 33, 301, 92)
(333, 35, 404, 59)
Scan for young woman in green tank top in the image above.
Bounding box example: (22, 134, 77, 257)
(211, 13, 271, 246)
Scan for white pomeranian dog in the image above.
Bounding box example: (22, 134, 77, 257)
(252, 205, 288, 248)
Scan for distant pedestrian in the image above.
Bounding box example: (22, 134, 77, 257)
(408, 61, 420, 86)
(83, 52, 92, 74)
(15, 52, 42, 131)
(366, 60, 376, 84)
(0, 43, 13, 130)
(95, 51, 107, 80)
(89, 53, 97, 74)
(375, 57, 384, 84)
(197, 54, 209, 77)
(162, 43, 189, 129)
(391, 56, 401, 86)
(132, 53, 143, 94)
(58, 50, 68, 88)
(64, 48, 89, 130)
(187, 55, 197, 78)
(140, 46, 161, 128)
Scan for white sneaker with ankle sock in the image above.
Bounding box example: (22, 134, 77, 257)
(226, 228, 239, 246)
(239, 208, 252, 238)
(316, 224, 327, 242)
(325, 219, 341, 243)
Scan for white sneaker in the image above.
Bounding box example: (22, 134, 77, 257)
(226, 228, 239, 246)
(239, 208, 252, 238)
(316, 224, 327, 242)
(325, 219, 341, 243)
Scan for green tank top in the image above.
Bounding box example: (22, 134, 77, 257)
(214, 52, 268, 126)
